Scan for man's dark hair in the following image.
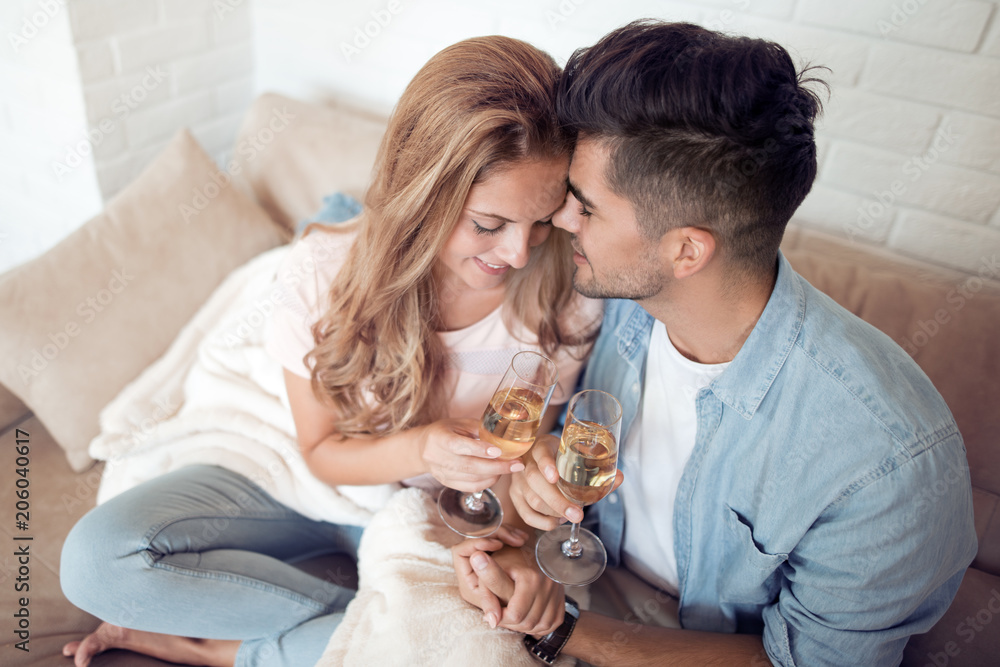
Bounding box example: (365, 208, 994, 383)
(558, 20, 827, 277)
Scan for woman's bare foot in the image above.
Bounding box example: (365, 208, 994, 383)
(62, 622, 240, 667)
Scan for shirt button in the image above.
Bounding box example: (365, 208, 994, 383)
(607, 493, 618, 504)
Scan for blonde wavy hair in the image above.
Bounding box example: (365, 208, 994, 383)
(306, 36, 592, 438)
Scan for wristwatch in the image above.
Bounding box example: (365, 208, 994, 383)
(524, 596, 580, 664)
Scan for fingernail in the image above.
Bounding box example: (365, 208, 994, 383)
(486, 447, 502, 458)
(485, 612, 498, 628)
(471, 553, 488, 571)
(569, 508, 584, 523)
(510, 462, 525, 473)
(544, 466, 557, 483)
(558, 517, 568, 524)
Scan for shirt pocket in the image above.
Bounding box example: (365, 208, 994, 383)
(719, 506, 789, 606)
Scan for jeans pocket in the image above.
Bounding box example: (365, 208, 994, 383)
(719, 506, 789, 606)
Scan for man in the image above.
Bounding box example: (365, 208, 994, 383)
(452, 20, 977, 666)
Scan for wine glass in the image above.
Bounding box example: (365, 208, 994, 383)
(535, 389, 621, 586)
(438, 351, 559, 538)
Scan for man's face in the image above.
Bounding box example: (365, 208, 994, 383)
(553, 138, 669, 301)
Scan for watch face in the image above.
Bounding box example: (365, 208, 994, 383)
(564, 595, 580, 618)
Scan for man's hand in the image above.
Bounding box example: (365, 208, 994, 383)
(419, 419, 525, 492)
(510, 434, 623, 530)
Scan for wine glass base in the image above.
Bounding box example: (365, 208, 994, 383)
(437, 487, 503, 538)
(535, 525, 607, 586)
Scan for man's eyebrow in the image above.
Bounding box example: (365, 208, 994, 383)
(566, 180, 596, 211)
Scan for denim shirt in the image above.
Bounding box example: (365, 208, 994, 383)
(581, 252, 977, 666)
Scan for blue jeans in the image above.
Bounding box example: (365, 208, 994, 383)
(60, 464, 363, 667)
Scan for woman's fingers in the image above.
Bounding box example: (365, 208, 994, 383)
(452, 537, 505, 559)
(493, 524, 529, 548)
(424, 420, 527, 490)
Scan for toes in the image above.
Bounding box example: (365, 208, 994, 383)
(71, 629, 111, 667)
(62, 640, 80, 656)
(73, 637, 99, 667)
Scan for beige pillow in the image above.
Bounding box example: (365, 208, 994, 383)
(230, 92, 388, 233)
(0, 130, 288, 471)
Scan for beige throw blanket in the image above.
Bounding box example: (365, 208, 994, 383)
(89, 245, 395, 524)
(318, 487, 580, 666)
(87, 245, 580, 665)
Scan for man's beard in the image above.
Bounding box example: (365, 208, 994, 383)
(570, 241, 665, 301)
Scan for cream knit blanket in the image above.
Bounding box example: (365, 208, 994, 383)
(317, 487, 580, 666)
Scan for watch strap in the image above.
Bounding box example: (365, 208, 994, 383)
(524, 596, 579, 665)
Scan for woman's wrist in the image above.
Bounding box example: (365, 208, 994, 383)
(304, 429, 428, 486)
(411, 423, 433, 476)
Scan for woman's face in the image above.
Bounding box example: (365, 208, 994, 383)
(437, 156, 569, 293)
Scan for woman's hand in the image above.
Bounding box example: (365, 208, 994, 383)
(418, 419, 526, 492)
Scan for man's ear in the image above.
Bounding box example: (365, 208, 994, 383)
(664, 226, 716, 279)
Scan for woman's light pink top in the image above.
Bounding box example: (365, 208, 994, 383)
(265, 228, 602, 489)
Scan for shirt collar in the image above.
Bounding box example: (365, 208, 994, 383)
(708, 251, 806, 420)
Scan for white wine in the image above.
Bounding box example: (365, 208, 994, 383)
(479, 387, 544, 460)
(556, 421, 617, 506)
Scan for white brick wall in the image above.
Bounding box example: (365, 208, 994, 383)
(70, 0, 255, 193)
(0, 0, 104, 273)
(248, 0, 1000, 278)
(3, 0, 999, 280)
(0, 0, 254, 274)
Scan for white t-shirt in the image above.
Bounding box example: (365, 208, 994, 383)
(620, 320, 729, 595)
(264, 228, 602, 489)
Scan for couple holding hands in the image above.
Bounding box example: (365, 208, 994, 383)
(59, 20, 975, 667)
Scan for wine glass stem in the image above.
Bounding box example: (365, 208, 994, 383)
(561, 521, 584, 559)
(464, 490, 486, 513)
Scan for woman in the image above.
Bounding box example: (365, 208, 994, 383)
(60, 36, 600, 667)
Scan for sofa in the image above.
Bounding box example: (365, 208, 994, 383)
(1, 93, 997, 666)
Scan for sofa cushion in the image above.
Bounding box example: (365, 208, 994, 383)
(0, 130, 287, 472)
(901, 567, 1000, 667)
(229, 92, 388, 233)
(0, 384, 28, 433)
(784, 241, 1000, 577)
